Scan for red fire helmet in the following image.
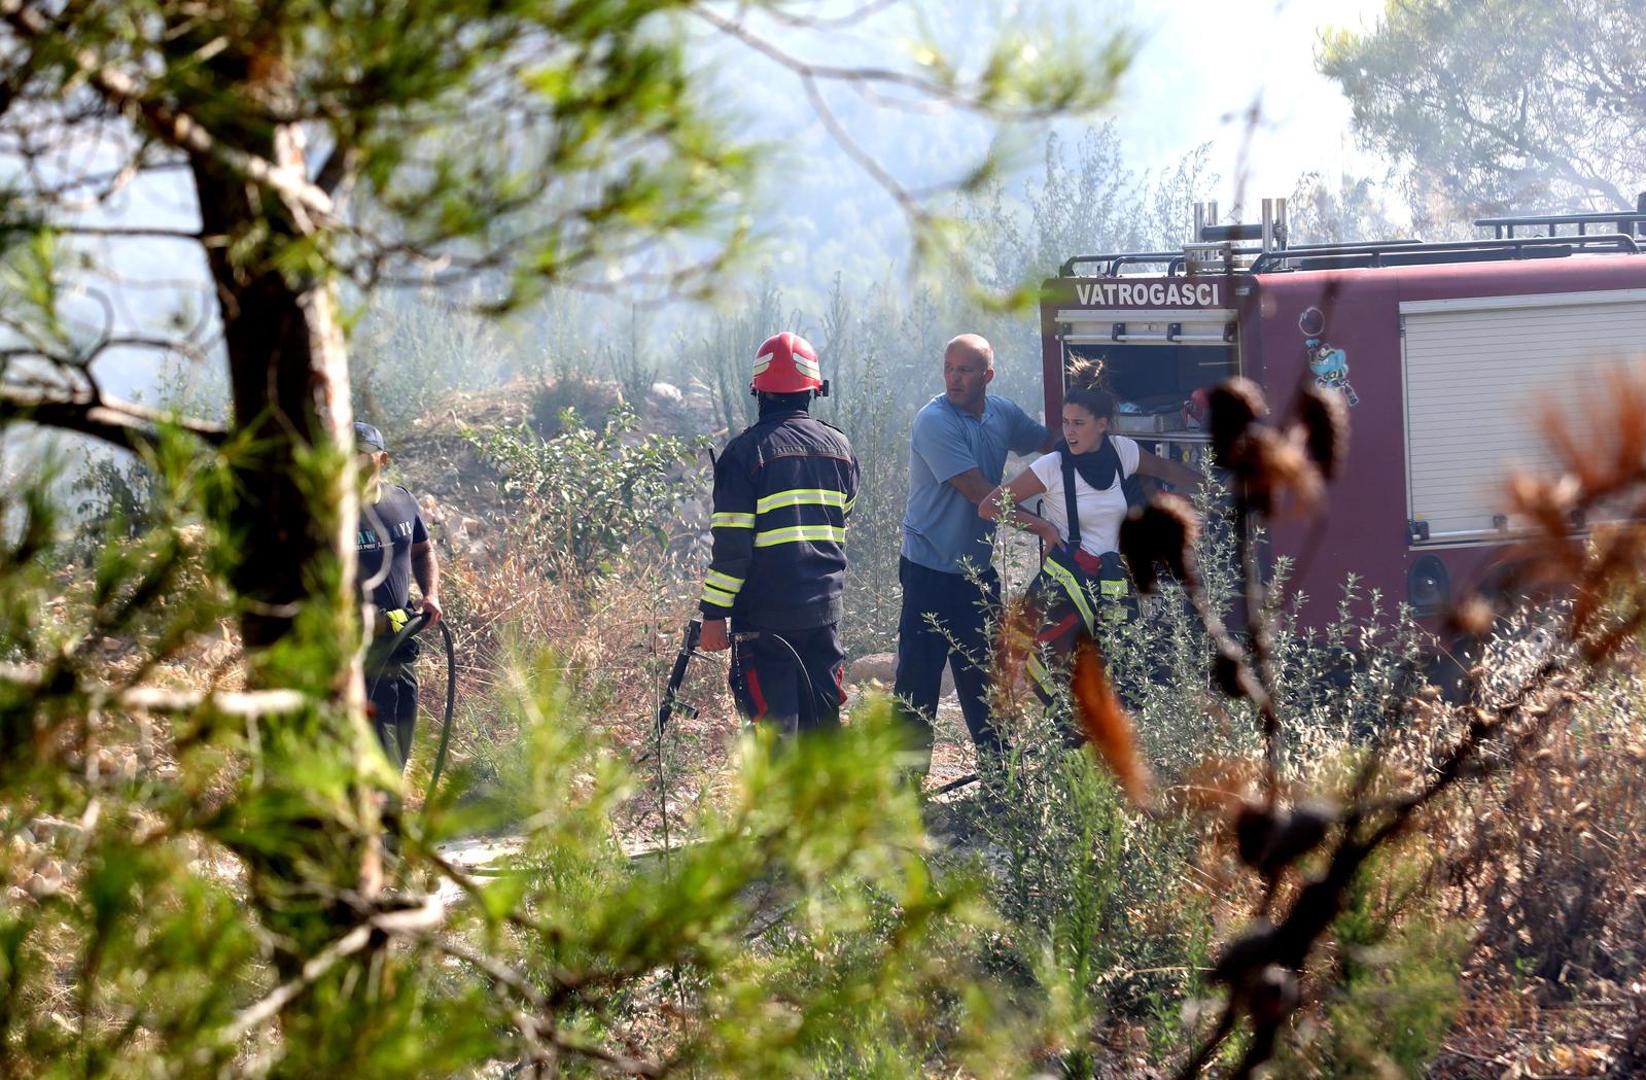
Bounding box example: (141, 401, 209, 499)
(750, 332, 823, 394)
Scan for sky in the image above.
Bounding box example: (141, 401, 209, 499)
(1114, 0, 1391, 209)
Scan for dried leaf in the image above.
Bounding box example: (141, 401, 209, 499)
(1297, 385, 1349, 480)
(1235, 800, 1337, 875)
(1252, 426, 1324, 518)
(1250, 964, 1301, 1023)
(1539, 362, 1646, 499)
(1118, 495, 1199, 595)
(1071, 634, 1153, 808)
(1234, 803, 1274, 869)
(1208, 377, 1268, 469)
(1212, 645, 1257, 701)
(1209, 919, 1278, 988)
(1505, 471, 1581, 545)
(1446, 592, 1496, 638)
(990, 595, 1040, 699)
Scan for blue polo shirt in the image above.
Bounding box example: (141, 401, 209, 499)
(901, 393, 1048, 574)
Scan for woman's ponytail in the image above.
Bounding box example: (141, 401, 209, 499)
(1064, 356, 1118, 422)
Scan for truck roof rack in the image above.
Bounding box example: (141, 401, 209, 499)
(1062, 248, 1271, 277)
(1250, 232, 1638, 273)
(1061, 239, 1429, 278)
(1477, 203, 1646, 238)
(1167, 238, 1428, 275)
(1060, 251, 1182, 277)
(1055, 195, 1646, 280)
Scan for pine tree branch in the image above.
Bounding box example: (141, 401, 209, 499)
(0, 663, 305, 718)
(0, 384, 227, 451)
(436, 938, 668, 1076)
(53, 224, 207, 241)
(0, 0, 334, 226)
(215, 893, 445, 1049)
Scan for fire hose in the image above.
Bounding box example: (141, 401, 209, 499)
(643, 617, 974, 793)
(642, 620, 832, 753)
(365, 608, 458, 803)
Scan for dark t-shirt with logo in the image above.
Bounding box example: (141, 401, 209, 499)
(358, 484, 427, 614)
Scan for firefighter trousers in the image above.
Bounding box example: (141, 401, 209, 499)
(1024, 546, 1140, 743)
(729, 623, 846, 738)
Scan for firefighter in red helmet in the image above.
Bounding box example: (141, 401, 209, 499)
(696, 332, 861, 737)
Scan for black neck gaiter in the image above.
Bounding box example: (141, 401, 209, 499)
(1057, 435, 1121, 491)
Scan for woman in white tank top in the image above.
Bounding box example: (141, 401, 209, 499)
(980, 362, 1201, 558)
(979, 358, 1203, 715)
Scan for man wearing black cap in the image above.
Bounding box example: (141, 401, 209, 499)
(355, 421, 442, 771)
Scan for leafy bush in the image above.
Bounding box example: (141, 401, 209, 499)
(1315, 854, 1468, 1077)
(956, 475, 1473, 1070)
(1435, 661, 1646, 994)
(472, 402, 704, 580)
(978, 740, 1213, 1068)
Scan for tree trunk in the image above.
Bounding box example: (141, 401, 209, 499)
(189, 125, 376, 980)
(190, 146, 360, 712)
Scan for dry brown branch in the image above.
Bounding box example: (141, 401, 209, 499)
(1069, 635, 1153, 807)
(217, 892, 444, 1048)
(1164, 368, 1628, 1078)
(0, 385, 227, 451)
(439, 934, 667, 1076)
(0, 662, 303, 717)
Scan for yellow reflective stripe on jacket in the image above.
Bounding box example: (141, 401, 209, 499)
(712, 511, 755, 528)
(701, 584, 738, 608)
(705, 570, 745, 594)
(752, 523, 846, 548)
(754, 488, 849, 514)
(1027, 653, 1056, 698)
(1041, 557, 1098, 634)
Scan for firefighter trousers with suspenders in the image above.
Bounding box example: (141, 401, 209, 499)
(1025, 449, 1139, 711)
(729, 624, 847, 739)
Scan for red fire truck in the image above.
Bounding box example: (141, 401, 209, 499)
(1039, 198, 1646, 627)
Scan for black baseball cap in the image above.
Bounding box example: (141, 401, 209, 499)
(353, 421, 387, 453)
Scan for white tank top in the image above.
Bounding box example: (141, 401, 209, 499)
(1025, 437, 1141, 556)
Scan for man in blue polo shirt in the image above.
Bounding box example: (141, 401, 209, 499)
(895, 333, 1050, 768)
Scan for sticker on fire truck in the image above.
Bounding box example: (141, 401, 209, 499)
(1299, 306, 1359, 406)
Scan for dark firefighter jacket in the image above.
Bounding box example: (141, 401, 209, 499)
(700, 407, 860, 630)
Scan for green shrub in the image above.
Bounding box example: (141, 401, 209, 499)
(976, 730, 1213, 1069)
(472, 401, 704, 580)
(956, 478, 1456, 1070)
(0, 444, 1034, 1077)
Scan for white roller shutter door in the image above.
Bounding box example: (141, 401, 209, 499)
(1402, 290, 1646, 542)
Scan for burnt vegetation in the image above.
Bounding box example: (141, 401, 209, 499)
(1116, 366, 1646, 1077)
